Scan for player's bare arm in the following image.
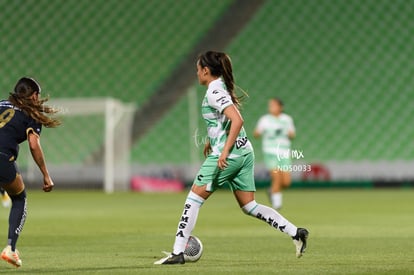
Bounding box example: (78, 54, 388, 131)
(28, 132, 54, 192)
(203, 139, 211, 158)
(253, 129, 261, 139)
(218, 105, 244, 169)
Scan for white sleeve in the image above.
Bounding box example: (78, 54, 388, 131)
(287, 115, 295, 134)
(255, 116, 266, 134)
(207, 88, 233, 113)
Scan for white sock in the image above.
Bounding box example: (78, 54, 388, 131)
(271, 192, 282, 209)
(242, 200, 297, 237)
(172, 191, 205, 254)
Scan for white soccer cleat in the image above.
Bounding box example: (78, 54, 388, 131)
(1, 245, 22, 267)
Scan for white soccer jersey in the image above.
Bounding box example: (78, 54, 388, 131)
(201, 78, 253, 158)
(255, 113, 295, 155)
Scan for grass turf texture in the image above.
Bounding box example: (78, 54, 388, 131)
(0, 189, 413, 274)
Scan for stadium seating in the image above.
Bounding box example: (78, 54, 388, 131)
(2, 0, 413, 167)
(133, 0, 414, 163)
(228, 0, 413, 162)
(0, 0, 233, 165)
(1, 0, 233, 103)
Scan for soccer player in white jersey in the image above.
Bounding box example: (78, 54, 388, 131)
(155, 51, 309, 265)
(254, 98, 295, 210)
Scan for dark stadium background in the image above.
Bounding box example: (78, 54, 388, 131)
(1, 0, 413, 190)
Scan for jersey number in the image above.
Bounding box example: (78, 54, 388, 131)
(0, 109, 15, 128)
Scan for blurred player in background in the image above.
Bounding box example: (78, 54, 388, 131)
(1, 188, 11, 208)
(155, 51, 308, 265)
(254, 98, 295, 210)
(0, 77, 60, 267)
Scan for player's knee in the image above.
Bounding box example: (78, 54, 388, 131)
(10, 189, 26, 201)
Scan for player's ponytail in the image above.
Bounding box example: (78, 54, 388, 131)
(198, 51, 246, 109)
(9, 77, 61, 128)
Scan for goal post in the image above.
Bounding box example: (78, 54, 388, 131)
(24, 97, 136, 193)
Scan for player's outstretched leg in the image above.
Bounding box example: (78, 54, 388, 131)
(242, 200, 309, 258)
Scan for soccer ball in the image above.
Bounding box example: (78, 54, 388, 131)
(184, 235, 203, 262)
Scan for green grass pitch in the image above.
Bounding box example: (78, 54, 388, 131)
(0, 188, 413, 274)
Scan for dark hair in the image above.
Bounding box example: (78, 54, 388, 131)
(198, 51, 245, 108)
(9, 77, 61, 128)
(271, 97, 284, 107)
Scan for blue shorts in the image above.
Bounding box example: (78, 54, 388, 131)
(0, 152, 18, 184)
(194, 152, 256, 192)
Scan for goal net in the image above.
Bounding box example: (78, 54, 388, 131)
(19, 98, 135, 193)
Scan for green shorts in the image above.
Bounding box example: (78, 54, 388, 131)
(263, 153, 292, 171)
(194, 152, 256, 192)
